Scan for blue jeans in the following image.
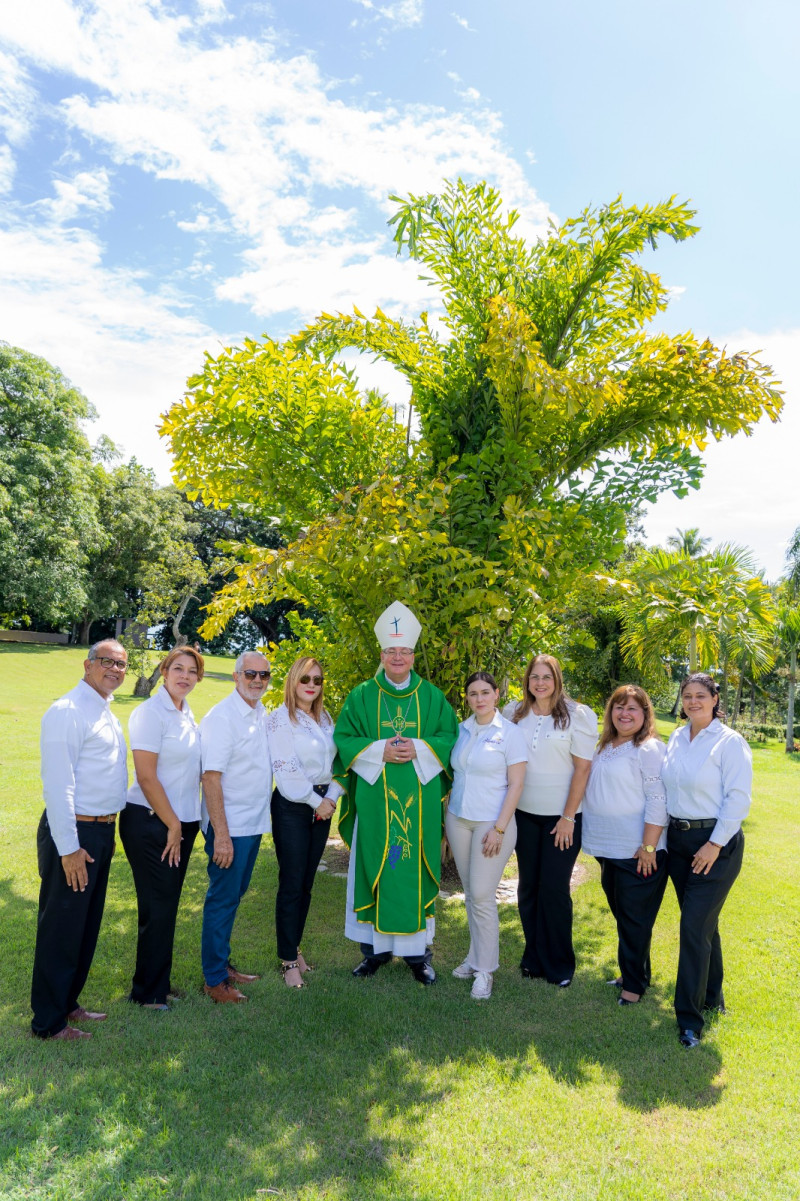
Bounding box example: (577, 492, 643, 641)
(201, 827, 262, 987)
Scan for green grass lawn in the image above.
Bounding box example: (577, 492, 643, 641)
(1, 644, 799, 1200)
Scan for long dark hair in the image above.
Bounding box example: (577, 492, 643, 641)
(679, 672, 720, 720)
(511, 654, 571, 730)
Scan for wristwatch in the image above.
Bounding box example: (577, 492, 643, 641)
(641, 843, 656, 854)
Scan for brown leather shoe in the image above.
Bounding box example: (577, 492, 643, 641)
(51, 1025, 92, 1040)
(227, 964, 260, 984)
(204, 980, 247, 1003)
(68, 1006, 107, 1022)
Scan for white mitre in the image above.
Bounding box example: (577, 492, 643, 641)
(374, 601, 421, 650)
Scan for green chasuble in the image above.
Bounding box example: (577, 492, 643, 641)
(334, 670, 459, 937)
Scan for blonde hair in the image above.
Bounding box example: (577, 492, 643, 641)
(511, 654, 571, 730)
(284, 657, 328, 724)
(597, 685, 659, 751)
(160, 645, 205, 681)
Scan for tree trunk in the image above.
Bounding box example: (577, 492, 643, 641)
(133, 662, 162, 699)
(749, 681, 756, 723)
(721, 652, 729, 722)
(688, 628, 698, 672)
(787, 645, 797, 753)
(669, 682, 682, 718)
(78, 613, 94, 645)
(171, 592, 193, 647)
(731, 661, 745, 729)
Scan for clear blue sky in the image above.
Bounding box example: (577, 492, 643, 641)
(1, 0, 797, 576)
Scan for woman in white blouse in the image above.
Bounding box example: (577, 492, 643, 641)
(266, 657, 342, 989)
(582, 685, 668, 1006)
(120, 646, 204, 1009)
(505, 654, 598, 987)
(446, 672, 527, 1000)
(661, 673, 752, 1048)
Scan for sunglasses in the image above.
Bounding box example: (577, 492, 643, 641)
(242, 670, 271, 681)
(299, 674, 323, 685)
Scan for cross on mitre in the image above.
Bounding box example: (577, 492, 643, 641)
(374, 601, 421, 650)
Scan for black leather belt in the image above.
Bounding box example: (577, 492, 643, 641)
(312, 783, 332, 798)
(669, 817, 717, 831)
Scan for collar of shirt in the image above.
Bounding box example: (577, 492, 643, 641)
(228, 688, 265, 720)
(77, 677, 114, 712)
(677, 717, 721, 743)
(463, 710, 503, 736)
(154, 681, 188, 717)
(387, 675, 411, 690)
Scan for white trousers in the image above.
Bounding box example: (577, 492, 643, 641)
(445, 811, 517, 974)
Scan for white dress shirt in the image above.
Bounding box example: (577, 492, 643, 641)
(265, 703, 343, 809)
(40, 679, 128, 856)
(449, 712, 528, 822)
(126, 684, 202, 822)
(661, 719, 752, 847)
(199, 690, 272, 837)
(503, 701, 598, 815)
(582, 737, 668, 858)
(350, 674, 443, 787)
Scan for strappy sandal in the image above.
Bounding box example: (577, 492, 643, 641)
(296, 950, 313, 974)
(281, 961, 304, 989)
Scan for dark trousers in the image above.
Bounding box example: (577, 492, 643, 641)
(31, 812, 116, 1037)
(668, 824, 744, 1034)
(358, 943, 432, 968)
(118, 804, 199, 1004)
(515, 809, 581, 983)
(201, 826, 262, 987)
(597, 852, 668, 996)
(271, 788, 331, 961)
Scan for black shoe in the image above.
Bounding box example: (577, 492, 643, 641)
(520, 966, 543, 979)
(703, 1002, 727, 1016)
(679, 1028, 701, 1048)
(618, 996, 640, 1006)
(409, 961, 436, 986)
(352, 957, 384, 978)
(606, 977, 624, 987)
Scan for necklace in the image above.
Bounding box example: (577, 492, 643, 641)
(381, 691, 416, 739)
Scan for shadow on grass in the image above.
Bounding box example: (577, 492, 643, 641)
(0, 845, 726, 1201)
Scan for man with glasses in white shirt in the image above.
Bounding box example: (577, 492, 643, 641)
(199, 651, 272, 1003)
(31, 640, 129, 1040)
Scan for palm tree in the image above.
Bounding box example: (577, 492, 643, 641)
(779, 526, 800, 752)
(666, 527, 712, 558)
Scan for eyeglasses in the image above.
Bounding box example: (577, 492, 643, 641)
(382, 648, 415, 657)
(242, 670, 271, 681)
(93, 657, 128, 670)
(299, 674, 323, 685)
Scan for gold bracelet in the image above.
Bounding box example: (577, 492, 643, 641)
(493, 826, 505, 835)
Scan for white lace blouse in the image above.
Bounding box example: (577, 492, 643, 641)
(265, 704, 343, 810)
(581, 737, 668, 858)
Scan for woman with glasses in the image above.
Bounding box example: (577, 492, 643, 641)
(505, 654, 598, 987)
(265, 657, 342, 988)
(119, 646, 204, 1009)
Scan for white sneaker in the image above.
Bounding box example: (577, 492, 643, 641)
(452, 961, 475, 979)
(471, 971, 493, 1000)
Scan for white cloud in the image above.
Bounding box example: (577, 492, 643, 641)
(352, 0, 424, 27)
(643, 327, 800, 580)
(451, 12, 475, 31)
(0, 50, 36, 144)
(37, 167, 113, 223)
(0, 144, 14, 193)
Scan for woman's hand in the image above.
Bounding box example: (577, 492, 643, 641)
(634, 846, 657, 877)
(161, 821, 183, 867)
(315, 799, 335, 821)
(551, 816, 575, 850)
(692, 841, 721, 875)
(481, 827, 504, 858)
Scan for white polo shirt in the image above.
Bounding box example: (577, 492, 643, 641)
(449, 712, 528, 822)
(126, 684, 202, 822)
(40, 679, 128, 856)
(199, 689, 272, 837)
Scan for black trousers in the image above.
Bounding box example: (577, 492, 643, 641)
(118, 804, 199, 1004)
(668, 824, 744, 1034)
(31, 811, 116, 1038)
(597, 852, 668, 996)
(271, 788, 331, 961)
(358, 943, 432, 968)
(515, 810, 582, 983)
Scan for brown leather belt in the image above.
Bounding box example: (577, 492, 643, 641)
(75, 814, 117, 824)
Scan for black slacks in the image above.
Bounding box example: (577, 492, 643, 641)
(597, 851, 668, 996)
(118, 804, 199, 1005)
(271, 788, 330, 962)
(515, 809, 582, 983)
(668, 824, 744, 1034)
(31, 811, 116, 1038)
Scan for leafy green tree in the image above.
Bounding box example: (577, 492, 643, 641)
(0, 343, 101, 629)
(163, 181, 783, 704)
(666, 527, 712, 558)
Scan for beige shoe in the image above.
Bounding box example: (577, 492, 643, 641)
(471, 971, 493, 1000)
(452, 961, 475, 979)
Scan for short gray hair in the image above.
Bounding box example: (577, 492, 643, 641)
(234, 650, 268, 672)
(87, 639, 126, 661)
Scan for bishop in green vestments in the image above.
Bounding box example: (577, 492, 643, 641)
(334, 602, 458, 983)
